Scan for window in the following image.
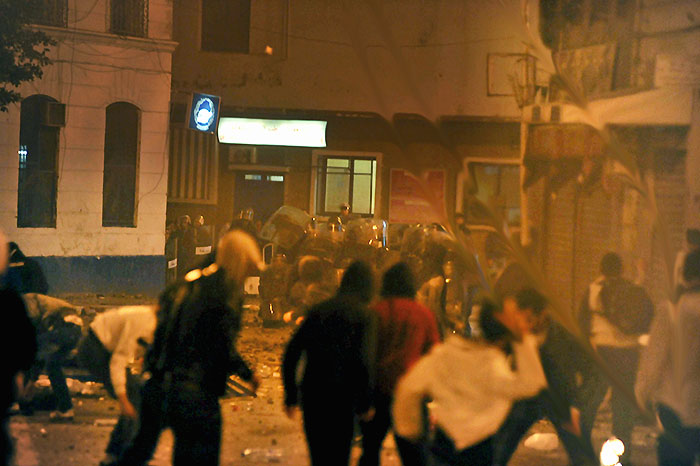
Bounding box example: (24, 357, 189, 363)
(316, 156, 377, 216)
(201, 0, 250, 53)
(32, 0, 67, 27)
(18, 95, 60, 228)
(466, 162, 521, 226)
(168, 127, 218, 204)
(111, 0, 148, 37)
(103, 103, 140, 227)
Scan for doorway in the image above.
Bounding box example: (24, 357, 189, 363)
(233, 172, 286, 227)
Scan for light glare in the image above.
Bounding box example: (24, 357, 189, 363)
(218, 117, 327, 147)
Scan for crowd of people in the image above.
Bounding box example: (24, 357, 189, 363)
(1, 225, 700, 466)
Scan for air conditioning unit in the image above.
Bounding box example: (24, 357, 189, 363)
(228, 146, 257, 168)
(40, 101, 66, 127)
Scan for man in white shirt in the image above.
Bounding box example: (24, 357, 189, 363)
(636, 248, 700, 466)
(77, 305, 157, 466)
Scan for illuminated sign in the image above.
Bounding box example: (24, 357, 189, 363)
(188, 92, 220, 133)
(218, 117, 327, 147)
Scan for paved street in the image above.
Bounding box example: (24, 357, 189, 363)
(9, 298, 661, 466)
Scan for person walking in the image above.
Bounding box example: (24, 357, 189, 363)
(359, 262, 440, 466)
(493, 289, 598, 466)
(392, 298, 546, 466)
(0, 232, 36, 466)
(76, 305, 157, 466)
(636, 248, 700, 466)
(116, 230, 261, 466)
(282, 261, 376, 466)
(578, 252, 654, 464)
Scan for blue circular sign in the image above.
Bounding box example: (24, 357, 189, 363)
(193, 97, 216, 131)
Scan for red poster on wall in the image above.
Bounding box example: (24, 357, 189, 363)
(389, 169, 446, 224)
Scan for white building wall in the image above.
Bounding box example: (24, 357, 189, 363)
(0, 0, 175, 262)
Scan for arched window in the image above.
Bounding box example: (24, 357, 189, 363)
(18, 95, 61, 228)
(103, 102, 140, 227)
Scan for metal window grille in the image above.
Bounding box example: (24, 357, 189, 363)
(110, 0, 148, 37)
(168, 128, 218, 204)
(33, 0, 68, 27)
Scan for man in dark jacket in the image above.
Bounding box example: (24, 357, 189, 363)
(1, 233, 37, 466)
(283, 261, 376, 466)
(493, 288, 598, 466)
(116, 231, 261, 466)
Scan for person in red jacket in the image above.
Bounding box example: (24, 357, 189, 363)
(359, 262, 440, 466)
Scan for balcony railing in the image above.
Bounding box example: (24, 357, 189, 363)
(110, 0, 148, 38)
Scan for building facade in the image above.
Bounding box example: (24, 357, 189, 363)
(0, 0, 176, 294)
(521, 0, 700, 308)
(167, 0, 532, 242)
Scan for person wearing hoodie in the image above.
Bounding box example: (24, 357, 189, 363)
(392, 298, 546, 466)
(283, 261, 376, 466)
(359, 262, 440, 466)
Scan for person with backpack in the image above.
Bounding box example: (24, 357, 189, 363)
(116, 231, 261, 466)
(578, 252, 654, 464)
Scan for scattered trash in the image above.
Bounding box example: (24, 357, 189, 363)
(40, 428, 47, 437)
(35, 375, 51, 388)
(241, 448, 282, 462)
(94, 418, 118, 427)
(258, 365, 273, 378)
(523, 432, 559, 451)
(66, 378, 104, 396)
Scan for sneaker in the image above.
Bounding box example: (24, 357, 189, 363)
(49, 409, 75, 422)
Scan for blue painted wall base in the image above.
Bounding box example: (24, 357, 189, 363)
(33, 255, 166, 296)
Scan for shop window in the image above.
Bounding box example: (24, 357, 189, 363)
(111, 0, 148, 37)
(168, 127, 218, 204)
(201, 0, 251, 53)
(32, 0, 68, 27)
(103, 102, 140, 227)
(466, 162, 521, 226)
(17, 95, 61, 228)
(317, 156, 377, 216)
